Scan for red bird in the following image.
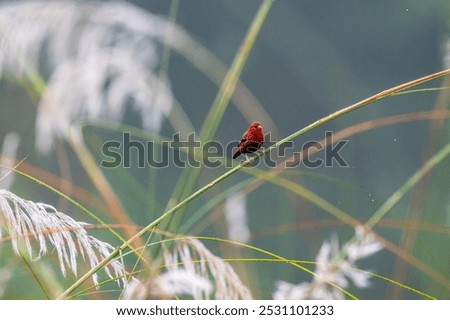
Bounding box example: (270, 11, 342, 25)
(233, 121, 264, 159)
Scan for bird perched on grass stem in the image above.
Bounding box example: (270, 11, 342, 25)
(233, 121, 264, 160)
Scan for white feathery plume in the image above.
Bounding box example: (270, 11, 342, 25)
(123, 237, 252, 299)
(158, 237, 252, 299)
(273, 226, 383, 300)
(0, 0, 186, 153)
(121, 276, 148, 300)
(273, 281, 311, 300)
(224, 191, 251, 244)
(122, 271, 213, 300)
(0, 189, 127, 286)
(157, 269, 213, 300)
(0, 132, 20, 190)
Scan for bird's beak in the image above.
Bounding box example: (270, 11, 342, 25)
(257, 125, 262, 129)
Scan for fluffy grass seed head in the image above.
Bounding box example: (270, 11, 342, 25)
(123, 237, 252, 299)
(0, 189, 127, 286)
(0, 0, 185, 153)
(274, 227, 383, 299)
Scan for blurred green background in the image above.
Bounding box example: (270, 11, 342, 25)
(1, 0, 450, 299)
